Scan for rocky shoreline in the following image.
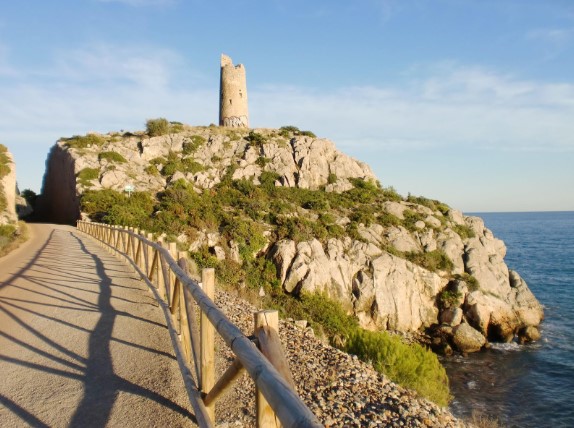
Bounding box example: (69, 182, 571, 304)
(213, 290, 468, 427)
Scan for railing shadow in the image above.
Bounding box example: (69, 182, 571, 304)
(0, 227, 196, 426)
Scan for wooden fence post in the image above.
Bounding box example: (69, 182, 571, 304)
(254, 310, 281, 428)
(201, 268, 216, 423)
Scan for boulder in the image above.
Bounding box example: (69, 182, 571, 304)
(365, 253, 445, 331)
(518, 326, 541, 344)
(453, 323, 486, 353)
(440, 308, 463, 326)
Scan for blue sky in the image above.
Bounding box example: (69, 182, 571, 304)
(1, 0, 573, 212)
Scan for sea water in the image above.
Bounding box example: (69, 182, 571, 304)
(443, 211, 574, 427)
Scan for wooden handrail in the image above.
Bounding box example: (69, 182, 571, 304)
(77, 221, 321, 428)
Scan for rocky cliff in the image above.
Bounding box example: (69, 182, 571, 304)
(40, 125, 544, 351)
(0, 145, 17, 226)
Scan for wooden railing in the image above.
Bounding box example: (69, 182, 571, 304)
(77, 221, 321, 428)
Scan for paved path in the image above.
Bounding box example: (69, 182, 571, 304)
(0, 224, 195, 427)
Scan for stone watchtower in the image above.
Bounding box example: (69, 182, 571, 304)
(219, 54, 249, 127)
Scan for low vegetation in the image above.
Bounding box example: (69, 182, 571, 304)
(145, 118, 185, 137)
(62, 134, 106, 149)
(0, 222, 29, 257)
(77, 167, 100, 187)
(98, 151, 127, 163)
(0, 144, 9, 212)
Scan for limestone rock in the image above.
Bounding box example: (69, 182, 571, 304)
(518, 326, 541, 344)
(367, 254, 445, 331)
(0, 147, 17, 225)
(452, 323, 486, 353)
(508, 270, 544, 327)
(440, 308, 463, 326)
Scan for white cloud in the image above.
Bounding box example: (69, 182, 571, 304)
(251, 64, 574, 153)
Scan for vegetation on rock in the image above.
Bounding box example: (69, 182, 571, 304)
(98, 151, 127, 163)
(62, 134, 106, 149)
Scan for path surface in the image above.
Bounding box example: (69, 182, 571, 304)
(0, 224, 195, 427)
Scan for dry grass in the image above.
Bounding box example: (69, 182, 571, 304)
(468, 410, 502, 428)
(0, 221, 29, 258)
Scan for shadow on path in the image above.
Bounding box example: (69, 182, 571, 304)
(0, 226, 195, 426)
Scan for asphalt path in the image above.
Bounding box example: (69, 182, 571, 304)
(0, 224, 195, 427)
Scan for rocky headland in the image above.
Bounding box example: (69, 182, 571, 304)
(39, 124, 544, 354)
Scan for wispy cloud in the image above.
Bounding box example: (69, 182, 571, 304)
(528, 28, 574, 44)
(252, 63, 574, 153)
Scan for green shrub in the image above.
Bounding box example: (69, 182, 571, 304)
(327, 173, 337, 184)
(377, 212, 401, 227)
(255, 156, 270, 167)
(381, 186, 403, 202)
(98, 151, 127, 163)
(278, 126, 300, 137)
(245, 131, 267, 146)
(453, 273, 480, 291)
(439, 290, 462, 309)
(403, 209, 426, 231)
(190, 247, 220, 270)
(63, 134, 106, 149)
(146, 118, 170, 137)
(144, 165, 160, 176)
(77, 168, 100, 186)
(182, 135, 206, 154)
(453, 224, 476, 240)
(405, 250, 454, 273)
(170, 121, 184, 133)
(407, 194, 451, 216)
(300, 130, 316, 138)
(344, 329, 450, 406)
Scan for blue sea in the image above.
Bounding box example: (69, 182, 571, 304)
(443, 211, 574, 427)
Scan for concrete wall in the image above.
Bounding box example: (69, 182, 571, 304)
(219, 54, 249, 128)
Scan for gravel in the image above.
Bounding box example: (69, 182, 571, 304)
(211, 291, 468, 428)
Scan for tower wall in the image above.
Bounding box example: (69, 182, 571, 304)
(219, 54, 249, 128)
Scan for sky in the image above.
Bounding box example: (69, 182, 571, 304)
(1, 0, 573, 213)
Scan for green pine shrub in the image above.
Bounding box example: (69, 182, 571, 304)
(344, 329, 450, 406)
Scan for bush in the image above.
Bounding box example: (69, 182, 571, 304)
(182, 135, 206, 154)
(453, 224, 476, 240)
(245, 131, 267, 146)
(405, 250, 454, 273)
(98, 151, 127, 163)
(146, 118, 170, 137)
(327, 173, 337, 184)
(77, 168, 100, 186)
(170, 121, 184, 133)
(278, 126, 300, 137)
(344, 329, 450, 406)
(63, 134, 106, 149)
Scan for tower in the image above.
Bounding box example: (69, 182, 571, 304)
(219, 54, 249, 128)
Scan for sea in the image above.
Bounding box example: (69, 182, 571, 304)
(442, 211, 574, 428)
